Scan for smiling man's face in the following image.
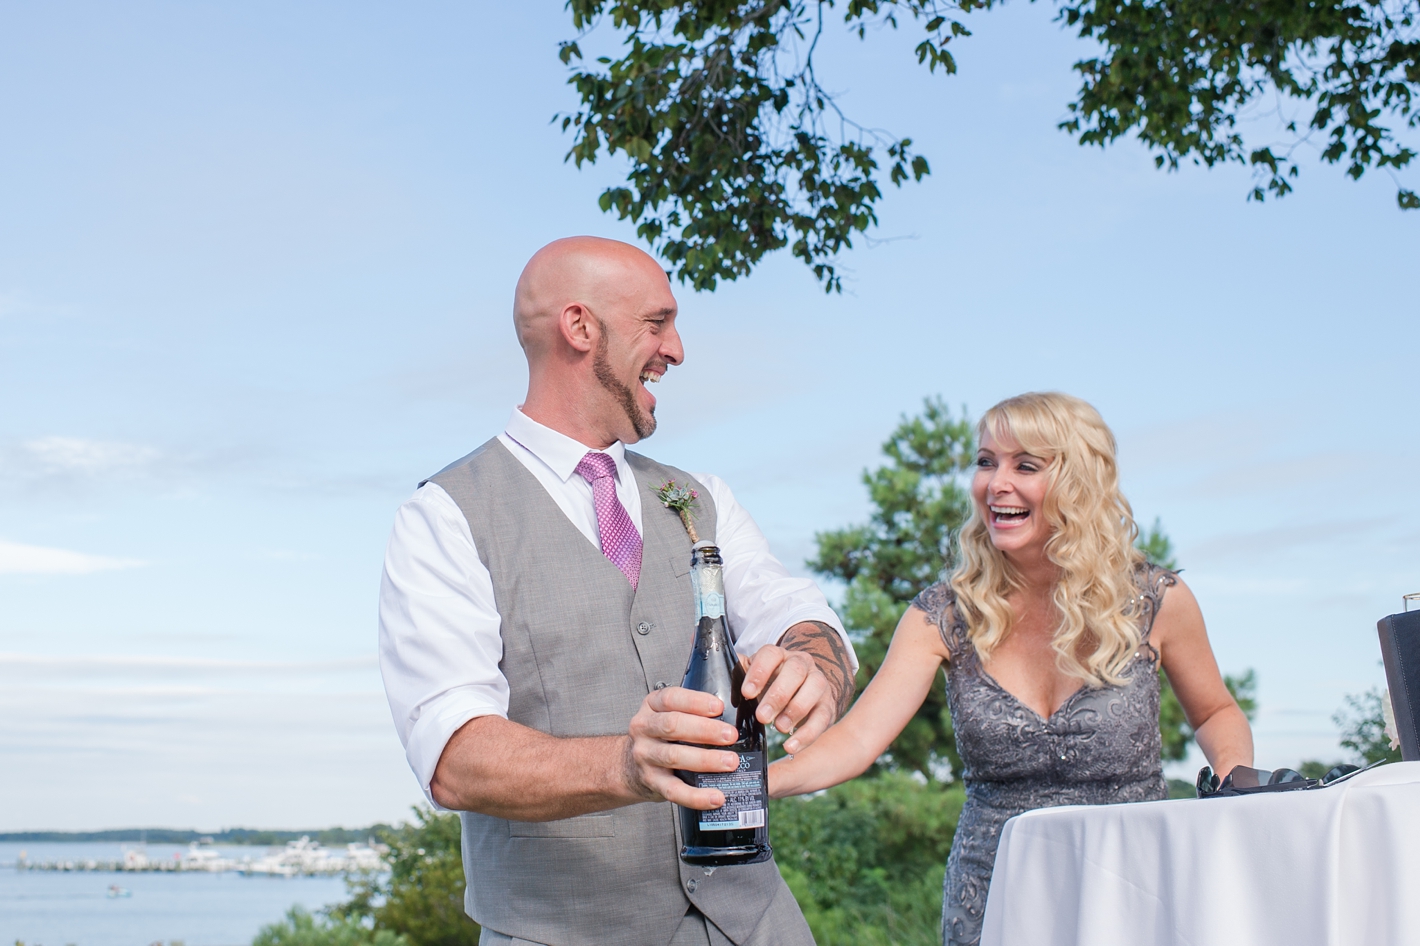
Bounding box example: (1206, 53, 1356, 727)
(512, 237, 687, 449)
(589, 261, 682, 444)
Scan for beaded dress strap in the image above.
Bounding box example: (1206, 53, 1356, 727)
(911, 581, 969, 659)
(1134, 562, 1178, 643)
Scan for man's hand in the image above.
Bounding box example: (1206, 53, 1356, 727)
(741, 620, 855, 755)
(624, 686, 742, 811)
(431, 687, 746, 819)
(429, 626, 852, 821)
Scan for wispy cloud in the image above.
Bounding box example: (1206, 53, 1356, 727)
(20, 436, 163, 475)
(1186, 517, 1388, 564)
(1119, 409, 1286, 474)
(1181, 450, 1404, 499)
(1184, 574, 1309, 597)
(0, 539, 146, 575)
(0, 435, 172, 495)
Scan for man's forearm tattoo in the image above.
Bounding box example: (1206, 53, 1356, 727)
(782, 620, 856, 718)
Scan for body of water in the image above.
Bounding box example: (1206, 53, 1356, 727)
(1, 842, 353, 946)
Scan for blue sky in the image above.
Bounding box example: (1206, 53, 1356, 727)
(1, 2, 1415, 831)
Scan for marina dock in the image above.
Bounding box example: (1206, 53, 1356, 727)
(12, 836, 387, 876)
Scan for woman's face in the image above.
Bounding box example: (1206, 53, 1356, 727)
(971, 427, 1052, 559)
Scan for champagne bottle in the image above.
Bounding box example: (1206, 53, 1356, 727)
(676, 542, 772, 867)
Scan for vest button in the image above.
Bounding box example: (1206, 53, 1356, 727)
(636, 621, 653, 635)
(654, 681, 668, 690)
(685, 878, 698, 893)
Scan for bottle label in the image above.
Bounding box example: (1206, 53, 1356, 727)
(694, 751, 766, 831)
(696, 591, 726, 621)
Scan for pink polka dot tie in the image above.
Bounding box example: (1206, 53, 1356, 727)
(575, 452, 643, 590)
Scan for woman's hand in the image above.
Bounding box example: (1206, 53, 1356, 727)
(1152, 577, 1254, 775)
(769, 604, 949, 798)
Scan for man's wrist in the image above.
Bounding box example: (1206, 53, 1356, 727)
(780, 620, 856, 717)
(619, 734, 657, 802)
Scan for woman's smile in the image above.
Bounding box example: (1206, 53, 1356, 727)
(972, 427, 1050, 554)
(988, 504, 1031, 527)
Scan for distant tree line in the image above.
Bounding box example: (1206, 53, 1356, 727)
(0, 826, 390, 845)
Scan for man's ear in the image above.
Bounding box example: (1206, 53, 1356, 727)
(560, 302, 597, 354)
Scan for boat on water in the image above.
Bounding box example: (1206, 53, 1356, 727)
(107, 884, 132, 898)
(239, 836, 386, 877)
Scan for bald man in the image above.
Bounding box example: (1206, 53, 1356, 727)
(378, 237, 856, 946)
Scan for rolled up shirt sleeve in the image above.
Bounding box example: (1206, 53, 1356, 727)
(378, 482, 510, 807)
(693, 473, 857, 672)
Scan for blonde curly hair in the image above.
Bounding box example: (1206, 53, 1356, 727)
(950, 392, 1146, 687)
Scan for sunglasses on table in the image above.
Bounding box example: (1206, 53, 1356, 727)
(1195, 760, 1385, 798)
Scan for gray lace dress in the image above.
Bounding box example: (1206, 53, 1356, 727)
(912, 565, 1174, 946)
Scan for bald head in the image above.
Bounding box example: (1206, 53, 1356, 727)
(512, 236, 683, 448)
(513, 237, 670, 358)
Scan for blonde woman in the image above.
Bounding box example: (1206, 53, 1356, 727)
(768, 392, 1254, 946)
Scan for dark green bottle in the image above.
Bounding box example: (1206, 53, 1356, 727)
(676, 543, 772, 866)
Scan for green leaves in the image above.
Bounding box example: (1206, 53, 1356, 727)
(1057, 0, 1419, 209)
(772, 772, 965, 945)
(809, 397, 974, 780)
(334, 808, 480, 946)
(1136, 517, 1178, 571)
(1335, 687, 1404, 765)
(557, 2, 972, 293)
(560, 0, 1415, 292)
(253, 908, 409, 946)
(1159, 667, 1257, 762)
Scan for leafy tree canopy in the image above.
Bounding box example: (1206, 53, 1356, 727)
(253, 907, 408, 946)
(772, 772, 965, 945)
(1335, 686, 1405, 764)
(1135, 520, 1258, 763)
(559, 0, 1419, 292)
(809, 397, 974, 781)
(1136, 518, 1178, 571)
(1159, 667, 1258, 762)
(336, 807, 480, 946)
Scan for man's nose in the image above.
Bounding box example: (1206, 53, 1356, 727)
(661, 323, 685, 366)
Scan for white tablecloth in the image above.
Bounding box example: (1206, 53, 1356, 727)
(980, 762, 1420, 946)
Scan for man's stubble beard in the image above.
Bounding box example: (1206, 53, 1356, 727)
(593, 326, 657, 441)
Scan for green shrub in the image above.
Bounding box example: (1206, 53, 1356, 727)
(336, 808, 480, 946)
(1336, 688, 1404, 766)
(253, 907, 408, 946)
(770, 771, 964, 945)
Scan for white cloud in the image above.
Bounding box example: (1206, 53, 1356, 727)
(20, 435, 162, 475)
(0, 539, 146, 575)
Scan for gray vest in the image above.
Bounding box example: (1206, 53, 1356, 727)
(426, 439, 787, 946)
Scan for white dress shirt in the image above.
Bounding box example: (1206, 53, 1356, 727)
(379, 409, 855, 803)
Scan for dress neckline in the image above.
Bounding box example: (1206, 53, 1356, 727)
(975, 646, 1154, 721)
(976, 665, 1087, 721)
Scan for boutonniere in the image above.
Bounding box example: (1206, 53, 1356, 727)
(654, 480, 701, 543)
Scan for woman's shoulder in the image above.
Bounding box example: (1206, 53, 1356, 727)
(910, 580, 968, 653)
(1134, 560, 1178, 597)
(1132, 561, 1182, 640)
(911, 580, 955, 621)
